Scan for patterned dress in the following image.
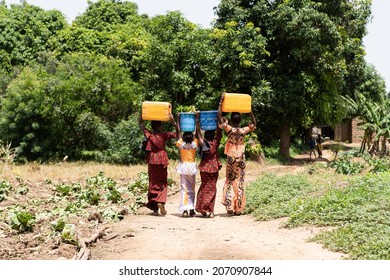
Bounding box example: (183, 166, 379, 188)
(220, 123, 255, 214)
(143, 128, 177, 211)
(195, 128, 222, 214)
(176, 138, 199, 212)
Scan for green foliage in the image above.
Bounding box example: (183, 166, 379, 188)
(74, 0, 139, 31)
(142, 12, 217, 109)
(103, 115, 145, 164)
(0, 53, 140, 162)
(246, 173, 315, 220)
(128, 171, 149, 207)
(79, 188, 101, 205)
(54, 183, 81, 197)
(247, 170, 390, 259)
(286, 172, 390, 259)
(330, 153, 365, 175)
(0, 180, 13, 202)
(64, 201, 83, 214)
(211, 20, 268, 93)
(365, 157, 390, 173)
(0, 2, 67, 66)
(9, 210, 36, 232)
(106, 188, 122, 203)
(0, 0, 379, 164)
(215, 0, 371, 158)
(86, 171, 116, 190)
(60, 223, 78, 246)
(86, 172, 123, 203)
(50, 218, 66, 233)
(245, 132, 263, 160)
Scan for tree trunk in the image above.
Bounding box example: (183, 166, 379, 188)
(304, 127, 312, 145)
(279, 122, 291, 161)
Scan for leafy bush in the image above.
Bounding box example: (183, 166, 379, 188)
(50, 219, 66, 233)
(54, 184, 71, 196)
(79, 188, 101, 205)
(245, 132, 264, 161)
(86, 171, 116, 190)
(0, 180, 13, 202)
(330, 154, 365, 175)
(9, 210, 36, 232)
(365, 157, 390, 173)
(61, 224, 78, 246)
(106, 188, 122, 203)
(104, 115, 145, 164)
(128, 172, 149, 207)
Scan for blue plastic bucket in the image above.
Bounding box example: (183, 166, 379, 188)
(179, 113, 196, 132)
(200, 110, 218, 131)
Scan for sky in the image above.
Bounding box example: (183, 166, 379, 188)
(4, 0, 389, 92)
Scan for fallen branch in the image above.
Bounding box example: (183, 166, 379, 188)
(73, 224, 109, 260)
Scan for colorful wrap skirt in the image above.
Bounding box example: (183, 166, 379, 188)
(221, 156, 246, 214)
(196, 172, 218, 214)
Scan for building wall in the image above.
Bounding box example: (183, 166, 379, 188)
(351, 117, 365, 143)
(334, 118, 365, 143)
(334, 119, 352, 142)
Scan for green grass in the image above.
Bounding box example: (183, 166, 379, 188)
(245, 172, 316, 220)
(246, 170, 390, 259)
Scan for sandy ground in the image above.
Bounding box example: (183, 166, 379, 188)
(91, 155, 345, 260)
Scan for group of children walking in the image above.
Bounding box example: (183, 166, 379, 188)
(139, 93, 256, 218)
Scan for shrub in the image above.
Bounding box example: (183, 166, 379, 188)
(9, 210, 36, 232)
(0, 180, 13, 202)
(104, 115, 144, 164)
(330, 153, 365, 175)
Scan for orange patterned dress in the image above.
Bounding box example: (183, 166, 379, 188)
(220, 122, 255, 214)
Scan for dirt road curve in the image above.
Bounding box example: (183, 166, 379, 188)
(92, 169, 344, 260)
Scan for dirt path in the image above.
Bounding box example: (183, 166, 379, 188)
(91, 159, 344, 260)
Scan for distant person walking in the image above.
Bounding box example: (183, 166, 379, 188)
(218, 93, 256, 216)
(139, 114, 179, 216)
(316, 133, 324, 158)
(195, 112, 222, 218)
(308, 137, 317, 159)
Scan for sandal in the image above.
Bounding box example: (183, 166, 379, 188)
(182, 210, 188, 217)
(207, 212, 214, 218)
(189, 209, 196, 217)
(157, 203, 167, 216)
(227, 210, 234, 216)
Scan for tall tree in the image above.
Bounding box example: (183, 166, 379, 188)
(73, 0, 139, 31)
(0, 1, 67, 66)
(141, 11, 217, 110)
(215, 0, 372, 159)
